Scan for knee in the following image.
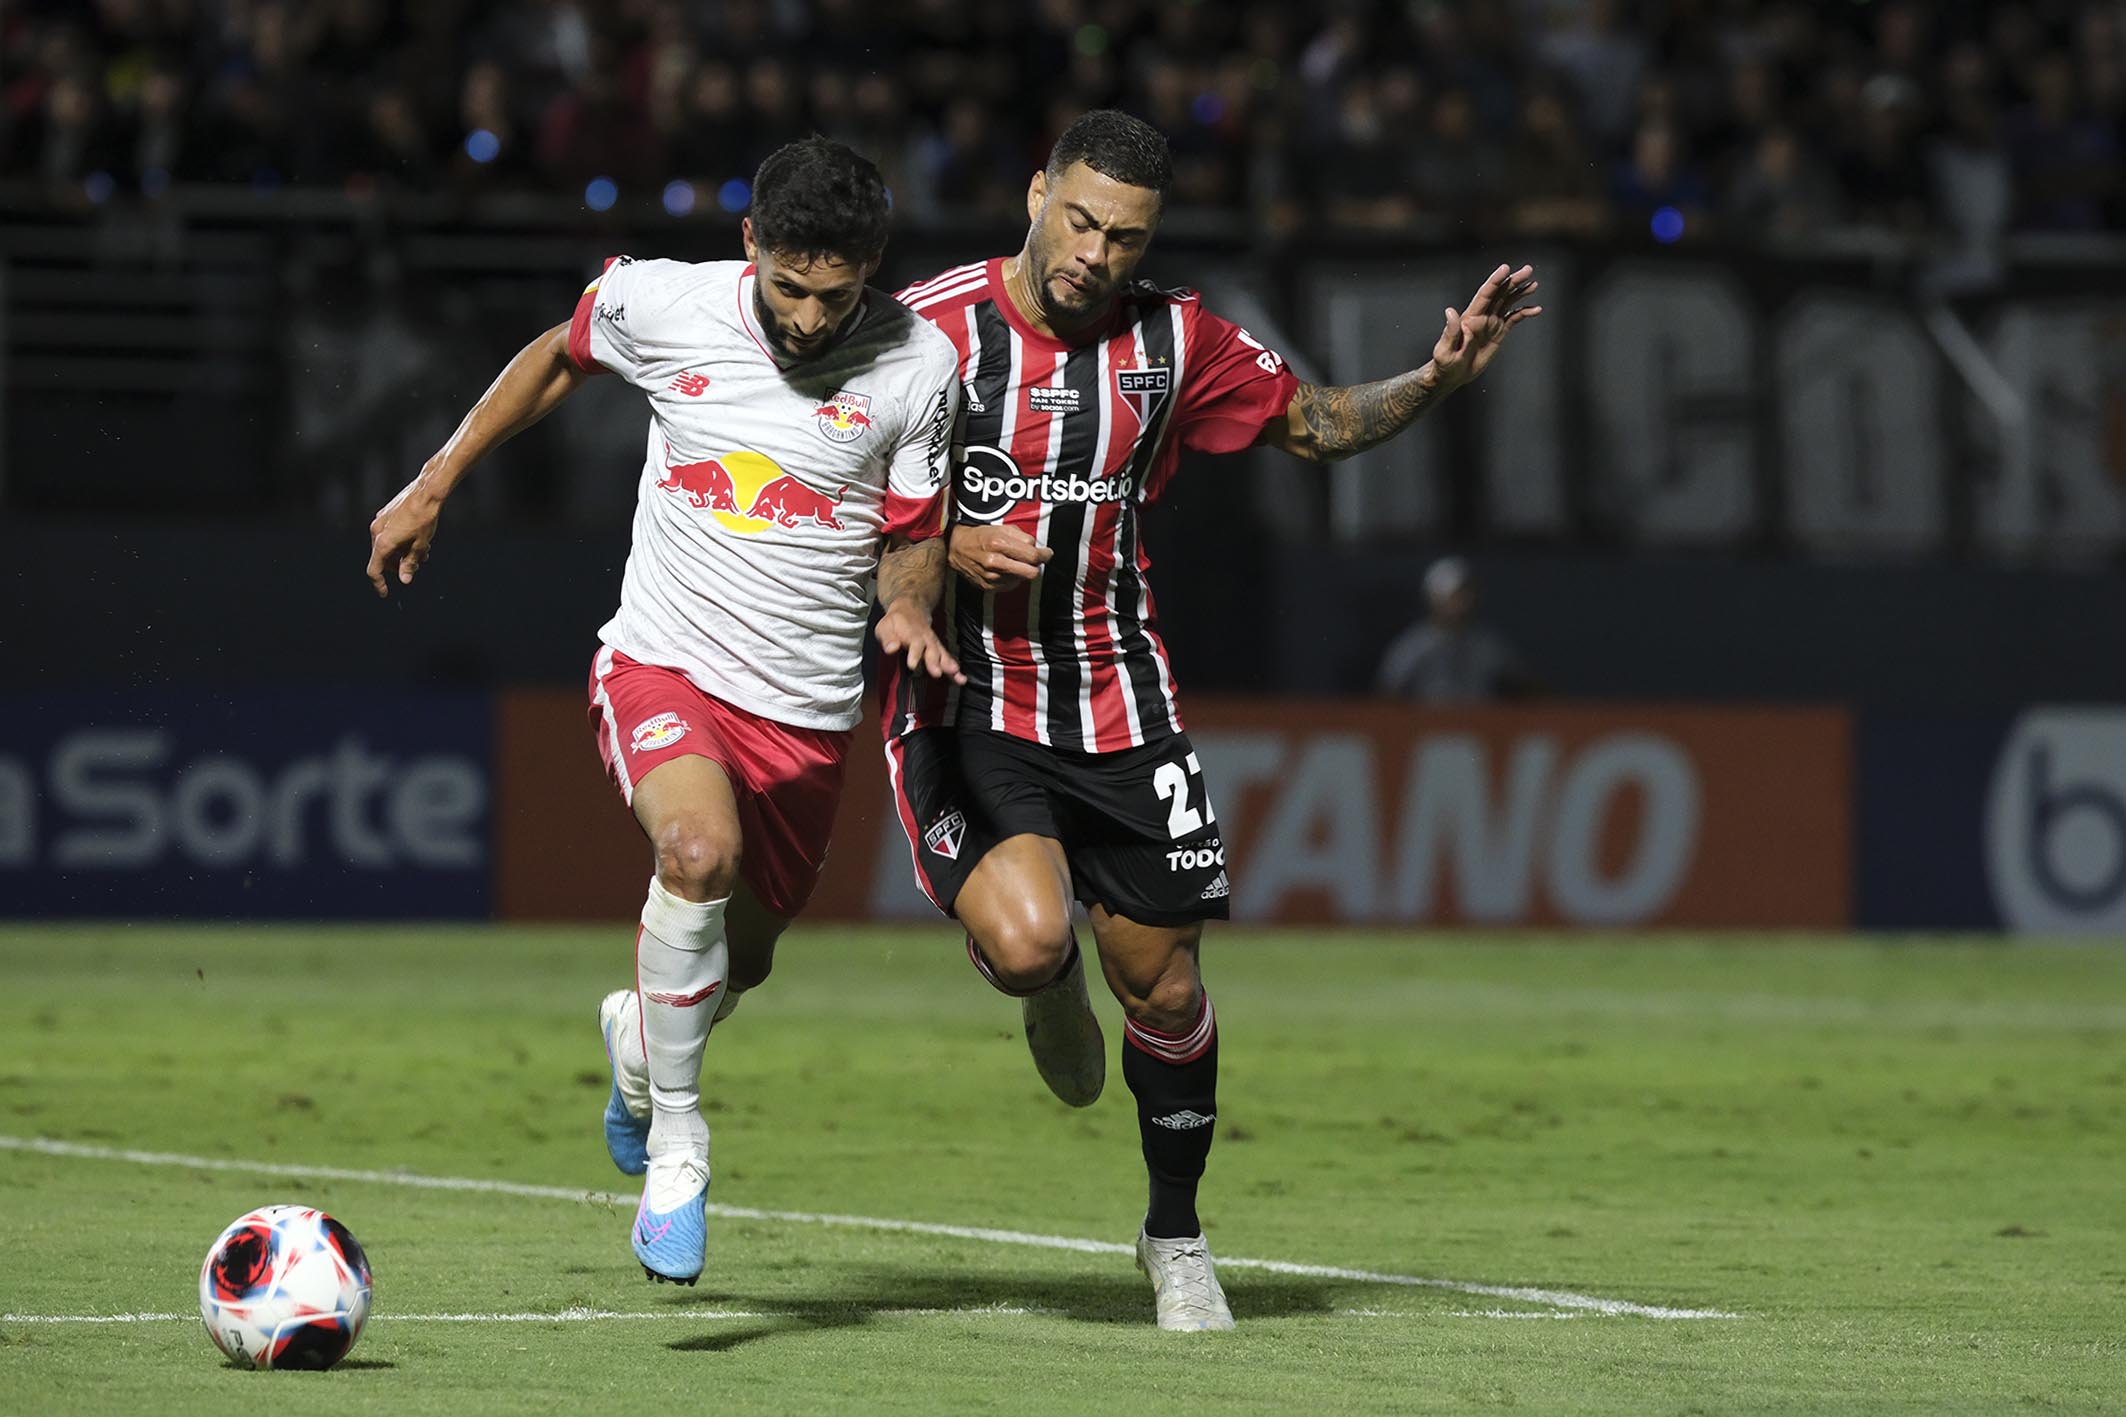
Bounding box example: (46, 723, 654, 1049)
(1118, 961, 1203, 1033)
(976, 910, 1075, 992)
(652, 818, 741, 901)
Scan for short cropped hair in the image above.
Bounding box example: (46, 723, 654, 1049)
(1045, 109, 1173, 200)
(749, 136, 891, 265)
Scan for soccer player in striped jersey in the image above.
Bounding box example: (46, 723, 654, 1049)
(878, 110, 1540, 1331)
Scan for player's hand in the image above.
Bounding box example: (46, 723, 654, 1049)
(1430, 263, 1541, 391)
(366, 478, 445, 598)
(950, 523, 1051, 590)
(875, 600, 967, 684)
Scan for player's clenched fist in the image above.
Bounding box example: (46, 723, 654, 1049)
(949, 523, 1052, 591)
(366, 477, 444, 598)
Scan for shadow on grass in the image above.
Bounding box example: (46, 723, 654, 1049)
(661, 1264, 1343, 1352)
(218, 1358, 400, 1372)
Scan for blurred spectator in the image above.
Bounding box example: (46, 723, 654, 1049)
(3, 0, 2119, 243)
(2007, 50, 2118, 231)
(1504, 87, 1606, 237)
(1408, 86, 1502, 234)
(1725, 125, 1842, 241)
(910, 95, 1020, 217)
(31, 70, 111, 186)
(1611, 118, 1708, 236)
(1929, 76, 2014, 288)
(1836, 76, 1931, 232)
(1375, 559, 1538, 705)
(1537, 0, 1647, 144)
(668, 63, 751, 187)
(1307, 75, 1420, 233)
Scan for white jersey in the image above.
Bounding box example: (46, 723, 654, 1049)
(568, 256, 959, 730)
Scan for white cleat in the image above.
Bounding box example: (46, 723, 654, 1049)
(1135, 1229, 1236, 1332)
(1022, 949, 1105, 1107)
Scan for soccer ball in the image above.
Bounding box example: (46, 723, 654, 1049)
(198, 1205, 373, 1370)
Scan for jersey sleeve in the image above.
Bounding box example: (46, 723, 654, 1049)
(1176, 305, 1302, 454)
(566, 256, 688, 386)
(879, 373, 959, 543)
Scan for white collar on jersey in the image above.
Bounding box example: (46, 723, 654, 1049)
(737, 265, 871, 371)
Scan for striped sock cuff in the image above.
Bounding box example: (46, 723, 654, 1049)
(966, 934, 1080, 998)
(1123, 992, 1216, 1065)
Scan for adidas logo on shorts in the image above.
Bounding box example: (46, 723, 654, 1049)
(1199, 872, 1230, 901)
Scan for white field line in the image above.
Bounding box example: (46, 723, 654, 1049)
(0, 1135, 1740, 1321)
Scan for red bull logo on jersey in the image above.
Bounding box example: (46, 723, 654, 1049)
(656, 446, 742, 512)
(813, 390, 874, 445)
(657, 447, 846, 535)
(746, 474, 846, 528)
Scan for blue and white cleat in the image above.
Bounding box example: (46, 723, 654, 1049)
(598, 991, 650, 1176)
(632, 1135, 709, 1286)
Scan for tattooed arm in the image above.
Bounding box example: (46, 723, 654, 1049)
(874, 535, 966, 684)
(878, 534, 947, 612)
(1264, 263, 1542, 464)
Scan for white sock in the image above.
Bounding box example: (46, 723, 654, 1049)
(635, 877, 728, 1158)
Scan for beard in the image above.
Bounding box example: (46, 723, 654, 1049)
(753, 284, 842, 361)
(1023, 230, 1110, 325)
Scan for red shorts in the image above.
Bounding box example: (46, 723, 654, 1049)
(586, 646, 851, 919)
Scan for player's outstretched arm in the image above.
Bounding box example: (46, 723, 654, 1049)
(366, 322, 592, 597)
(875, 536, 968, 684)
(1264, 263, 1540, 465)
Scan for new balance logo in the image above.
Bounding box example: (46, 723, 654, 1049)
(1151, 1110, 1215, 1131)
(669, 371, 710, 397)
(1199, 872, 1230, 901)
(645, 983, 722, 1008)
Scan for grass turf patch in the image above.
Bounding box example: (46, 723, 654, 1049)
(0, 925, 2121, 1414)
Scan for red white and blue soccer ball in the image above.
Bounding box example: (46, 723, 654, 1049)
(198, 1205, 372, 1370)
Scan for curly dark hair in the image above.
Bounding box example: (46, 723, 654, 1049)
(1045, 110, 1173, 200)
(748, 136, 892, 265)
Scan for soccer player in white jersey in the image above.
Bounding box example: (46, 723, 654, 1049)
(363, 138, 964, 1286)
(878, 112, 1541, 1330)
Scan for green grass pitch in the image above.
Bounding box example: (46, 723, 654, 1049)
(1, 925, 2121, 1414)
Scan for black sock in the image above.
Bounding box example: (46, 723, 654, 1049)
(1122, 1006, 1218, 1240)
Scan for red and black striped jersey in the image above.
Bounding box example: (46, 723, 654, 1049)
(883, 257, 1298, 752)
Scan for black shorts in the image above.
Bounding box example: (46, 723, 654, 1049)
(887, 726, 1230, 927)
(883, 726, 1004, 917)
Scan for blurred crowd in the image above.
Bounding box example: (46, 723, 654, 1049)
(4, 0, 2122, 241)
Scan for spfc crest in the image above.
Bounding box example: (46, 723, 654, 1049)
(923, 809, 968, 861)
(1114, 366, 1171, 425)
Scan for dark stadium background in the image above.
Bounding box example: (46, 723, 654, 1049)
(3, 0, 2124, 933)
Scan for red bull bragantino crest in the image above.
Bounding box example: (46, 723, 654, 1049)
(812, 390, 874, 444)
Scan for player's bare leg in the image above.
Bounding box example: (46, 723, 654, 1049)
(1089, 907, 1233, 1332)
(614, 754, 744, 1284)
(957, 834, 1105, 1106)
